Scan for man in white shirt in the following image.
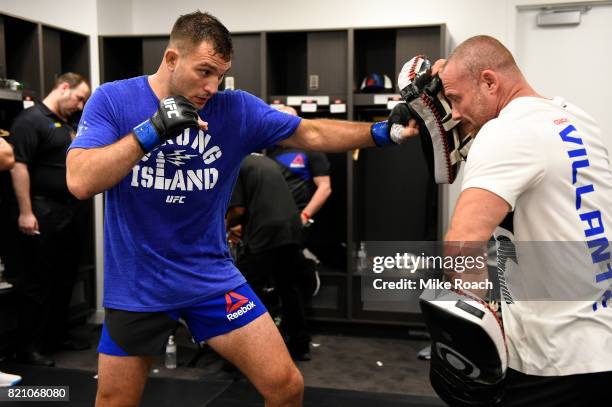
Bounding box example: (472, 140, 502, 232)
(436, 35, 612, 406)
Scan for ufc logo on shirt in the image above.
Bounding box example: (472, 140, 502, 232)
(166, 195, 185, 204)
(163, 98, 179, 118)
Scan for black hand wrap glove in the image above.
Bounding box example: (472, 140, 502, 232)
(133, 96, 199, 153)
(389, 102, 411, 130)
(370, 102, 413, 146)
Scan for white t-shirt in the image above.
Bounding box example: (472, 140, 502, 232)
(462, 96, 612, 376)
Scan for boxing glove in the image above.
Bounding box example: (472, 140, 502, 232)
(370, 102, 412, 146)
(133, 95, 199, 153)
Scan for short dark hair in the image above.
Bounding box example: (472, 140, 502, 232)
(448, 35, 518, 80)
(169, 11, 233, 61)
(54, 72, 88, 90)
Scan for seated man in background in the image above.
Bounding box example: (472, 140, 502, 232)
(267, 106, 332, 293)
(227, 153, 313, 360)
(267, 106, 332, 229)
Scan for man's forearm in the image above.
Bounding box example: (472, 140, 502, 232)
(443, 241, 490, 298)
(10, 163, 33, 215)
(282, 119, 375, 152)
(67, 133, 145, 199)
(226, 206, 245, 229)
(302, 183, 331, 219)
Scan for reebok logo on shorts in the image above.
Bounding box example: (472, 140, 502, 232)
(290, 154, 306, 168)
(225, 291, 256, 321)
(225, 291, 248, 312)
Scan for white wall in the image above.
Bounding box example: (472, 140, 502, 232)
(513, 5, 612, 165)
(129, 0, 507, 41)
(97, 0, 133, 35)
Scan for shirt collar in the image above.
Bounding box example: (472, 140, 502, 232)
(36, 101, 65, 123)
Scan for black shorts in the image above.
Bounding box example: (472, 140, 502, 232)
(98, 283, 266, 356)
(503, 368, 612, 407)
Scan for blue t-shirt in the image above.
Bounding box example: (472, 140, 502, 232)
(69, 76, 301, 311)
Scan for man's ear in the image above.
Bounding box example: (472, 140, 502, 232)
(58, 82, 70, 94)
(480, 70, 498, 94)
(165, 48, 179, 71)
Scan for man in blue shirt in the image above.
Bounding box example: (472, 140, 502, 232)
(67, 11, 417, 407)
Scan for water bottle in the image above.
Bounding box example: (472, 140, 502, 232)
(165, 335, 177, 369)
(357, 241, 368, 274)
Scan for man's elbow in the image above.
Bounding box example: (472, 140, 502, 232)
(317, 178, 332, 198)
(66, 151, 95, 200)
(67, 172, 95, 200)
(289, 120, 322, 150)
(323, 184, 332, 199)
(305, 131, 323, 151)
(444, 227, 490, 245)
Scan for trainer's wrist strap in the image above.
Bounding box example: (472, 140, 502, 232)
(370, 121, 393, 146)
(133, 119, 160, 153)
